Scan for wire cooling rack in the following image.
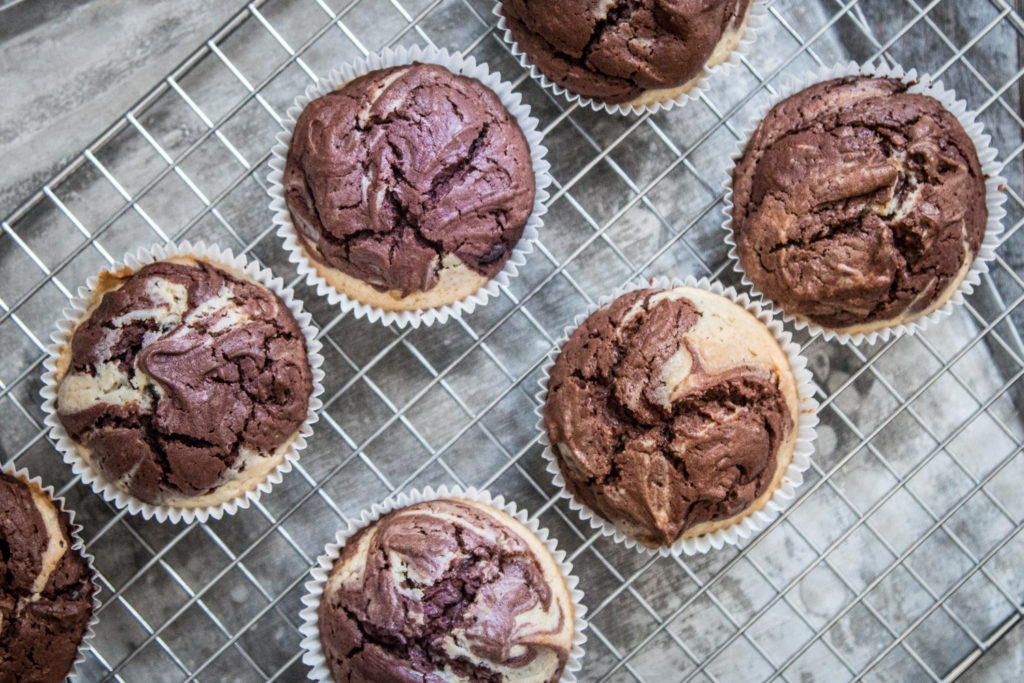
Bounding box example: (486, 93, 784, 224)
(2, 0, 1023, 680)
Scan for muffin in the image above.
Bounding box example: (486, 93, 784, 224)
(1, 470, 95, 683)
(318, 498, 575, 682)
(543, 287, 799, 547)
(500, 0, 752, 106)
(730, 76, 988, 336)
(283, 62, 536, 312)
(54, 256, 313, 508)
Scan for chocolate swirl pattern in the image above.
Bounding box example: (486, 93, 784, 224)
(544, 287, 799, 547)
(0, 471, 95, 683)
(284, 63, 535, 307)
(318, 498, 574, 683)
(501, 0, 751, 105)
(731, 76, 987, 334)
(55, 258, 312, 506)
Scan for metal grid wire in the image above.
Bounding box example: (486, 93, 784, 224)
(1, 0, 1023, 680)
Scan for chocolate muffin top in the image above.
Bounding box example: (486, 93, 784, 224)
(56, 258, 312, 506)
(1, 471, 95, 683)
(502, 0, 752, 104)
(318, 498, 574, 683)
(284, 63, 535, 302)
(544, 287, 798, 547)
(731, 76, 988, 333)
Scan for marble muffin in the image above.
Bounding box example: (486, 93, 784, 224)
(501, 0, 753, 106)
(731, 76, 988, 335)
(54, 256, 313, 508)
(544, 287, 799, 547)
(1, 470, 95, 683)
(318, 498, 575, 682)
(284, 62, 536, 312)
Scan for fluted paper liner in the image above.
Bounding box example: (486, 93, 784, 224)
(0, 463, 100, 682)
(268, 45, 551, 328)
(493, 0, 767, 116)
(722, 60, 1008, 345)
(40, 241, 326, 524)
(298, 485, 588, 682)
(535, 275, 819, 556)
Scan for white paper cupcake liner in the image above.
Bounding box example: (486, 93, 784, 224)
(493, 0, 766, 116)
(0, 462, 101, 682)
(722, 60, 1008, 345)
(268, 45, 552, 329)
(40, 240, 326, 524)
(535, 275, 819, 557)
(298, 485, 588, 682)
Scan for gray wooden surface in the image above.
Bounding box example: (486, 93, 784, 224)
(0, 0, 249, 218)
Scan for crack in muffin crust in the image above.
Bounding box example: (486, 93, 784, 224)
(544, 288, 798, 547)
(0, 472, 95, 683)
(318, 499, 574, 683)
(55, 259, 312, 506)
(501, 0, 752, 104)
(731, 76, 987, 333)
(284, 63, 535, 304)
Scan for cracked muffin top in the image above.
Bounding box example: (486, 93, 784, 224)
(55, 257, 312, 507)
(318, 498, 574, 683)
(501, 0, 752, 105)
(731, 76, 988, 334)
(283, 63, 535, 311)
(1, 470, 95, 683)
(544, 287, 799, 547)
